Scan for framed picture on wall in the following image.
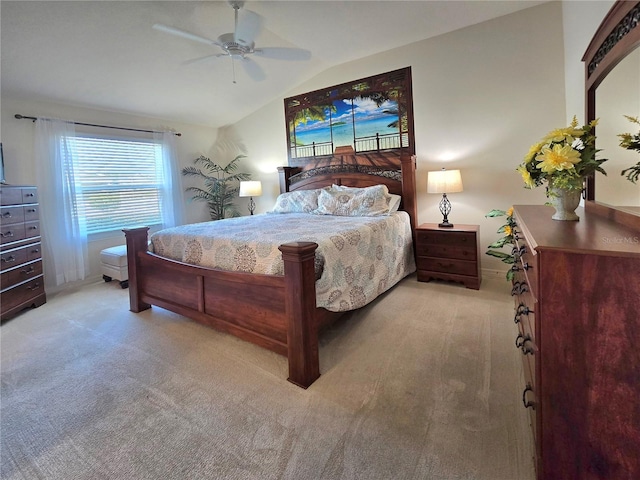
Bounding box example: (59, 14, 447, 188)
(283, 67, 415, 169)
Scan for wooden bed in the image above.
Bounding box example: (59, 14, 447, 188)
(124, 154, 417, 388)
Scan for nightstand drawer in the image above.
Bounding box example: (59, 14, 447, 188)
(416, 230, 475, 247)
(415, 243, 476, 261)
(417, 257, 477, 276)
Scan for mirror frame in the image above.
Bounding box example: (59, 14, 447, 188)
(583, 1, 640, 228)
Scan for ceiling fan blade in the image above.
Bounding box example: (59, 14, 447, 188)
(153, 24, 220, 47)
(241, 57, 266, 82)
(234, 9, 263, 47)
(254, 47, 311, 61)
(182, 54, 221, 66)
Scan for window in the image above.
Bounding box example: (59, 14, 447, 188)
(71, 135, 166, 234)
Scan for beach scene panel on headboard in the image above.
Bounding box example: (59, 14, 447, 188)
(283, 67, 415, 171)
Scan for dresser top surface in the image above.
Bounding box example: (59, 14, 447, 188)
(513, 205, 640, 257)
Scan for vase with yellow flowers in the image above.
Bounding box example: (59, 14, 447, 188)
(517, 116, 607, 220)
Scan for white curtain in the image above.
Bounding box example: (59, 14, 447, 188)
(35, 119, 89, 287)
(154, 131, 185, 228)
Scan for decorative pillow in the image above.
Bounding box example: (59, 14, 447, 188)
(388, 194, 402, 213)
(315, 184, 392, 216)
(268, 189, 322, 214)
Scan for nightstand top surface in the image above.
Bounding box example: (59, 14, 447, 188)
(417, 223, 479, 233)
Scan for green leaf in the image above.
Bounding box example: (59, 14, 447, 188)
(485, 209, 506, 218)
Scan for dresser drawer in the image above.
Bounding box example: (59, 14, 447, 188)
(0, 276, 45, 312)
(417, 256, 477, 276)
(1, 206, 25, 225)
(0, 223, 26, 245)
(0, 187, 23, 206)
(0, 243, 43, 271)
(21, 188, 38, 204)
(1, 260, 43, 290)
(24, 221, 41, 239)
(24, 205, 40, 222)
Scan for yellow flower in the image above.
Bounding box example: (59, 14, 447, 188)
(506, 207, 514, 217)
(517, 165, 535, 188)
(524, 142, 544, 163)
(504, 225, 512, 237)
(535, 144, 581, 173)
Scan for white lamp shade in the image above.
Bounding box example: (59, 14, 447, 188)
(427, 169, 463, 194)
(239, 181, 262, 197)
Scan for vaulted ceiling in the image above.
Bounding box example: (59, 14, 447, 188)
(1, 1, 547, 129)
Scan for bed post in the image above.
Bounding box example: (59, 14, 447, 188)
(278, 241, 320, 388)
(401, 154, 418, 231)
(123, 227, 151, 313)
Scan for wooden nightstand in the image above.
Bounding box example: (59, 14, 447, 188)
(415, 223, 481, 289)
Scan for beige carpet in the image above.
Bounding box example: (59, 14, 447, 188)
(1, 274, 535, 480)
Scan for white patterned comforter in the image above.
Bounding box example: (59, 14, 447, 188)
(150, 212, 416, 312)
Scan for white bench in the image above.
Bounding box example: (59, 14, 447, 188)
(100, 245, 128, 289)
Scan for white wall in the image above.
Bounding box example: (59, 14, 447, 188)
(1, 96, 219, 290)
(562, 0, 615, 122)
(235, 2, 568, 276)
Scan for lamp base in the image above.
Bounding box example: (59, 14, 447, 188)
(438, 221, 454, 228)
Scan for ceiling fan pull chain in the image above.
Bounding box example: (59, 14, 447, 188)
(232, 57, 237, 84)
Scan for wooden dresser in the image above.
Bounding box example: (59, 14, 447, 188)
(1, 185, 46, 320)
(512, 205, 640, 479)
(415, 223, 481, 289)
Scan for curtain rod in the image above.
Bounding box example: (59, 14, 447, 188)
(14, 114, 182, 137)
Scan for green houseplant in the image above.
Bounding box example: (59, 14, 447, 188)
(182, 154, 251, 220)
(619, 115, 640, 184)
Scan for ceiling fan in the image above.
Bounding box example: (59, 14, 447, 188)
(153, 1, 311, 83)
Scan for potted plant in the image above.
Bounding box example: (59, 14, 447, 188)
(182, 154, 251, 220)
(516, 116, 607, 220)
(619, 115, 640, 184)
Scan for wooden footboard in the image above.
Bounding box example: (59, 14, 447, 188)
(124, 227, 335, 388)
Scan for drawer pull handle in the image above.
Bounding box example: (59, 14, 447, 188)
(21, 266, 36, 275)
(521, 338, 535, 355)
(26, 208, 37, 213)
(31, 248, 40, 254)
(514, 303, 533, 323)
(26, 282, 41, 291)
(515, 333, 525, 348)
(28, 226, 38, 231)
(511, 264, 522, 272)
(522, 384, 536, 410)
(2, 212, 11, 218)
(1, 255, 17, 263)
(1, 231, 14, 238)
(511, 281, 529, 295)
(437, 262, 455, 269)
(516, 304, 533, 316)
(522, 262, 532, 271)
(25, 193, 35, 197)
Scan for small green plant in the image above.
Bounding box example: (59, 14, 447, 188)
(485, 207, 517, 281)
(182, 154, 251, 220)
(618, 115, 640, 184)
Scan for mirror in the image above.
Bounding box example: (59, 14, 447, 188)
(584, 1, 640, 220)
(595, 46, 640, 211)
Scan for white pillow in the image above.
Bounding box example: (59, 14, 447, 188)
(268, 189, 322, 214)
(314, 184, 392, 216)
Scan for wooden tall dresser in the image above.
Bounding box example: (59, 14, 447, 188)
(0, 185, 46, 320)
(512, 205, 640, 479)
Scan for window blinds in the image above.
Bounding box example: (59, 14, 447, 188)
(72, 136, 165, 234)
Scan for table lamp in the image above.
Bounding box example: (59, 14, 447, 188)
(427, 169, 463, 228)
(239, 181, 262, 215)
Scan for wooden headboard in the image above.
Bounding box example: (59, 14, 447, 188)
(277, 154, 417, 231)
